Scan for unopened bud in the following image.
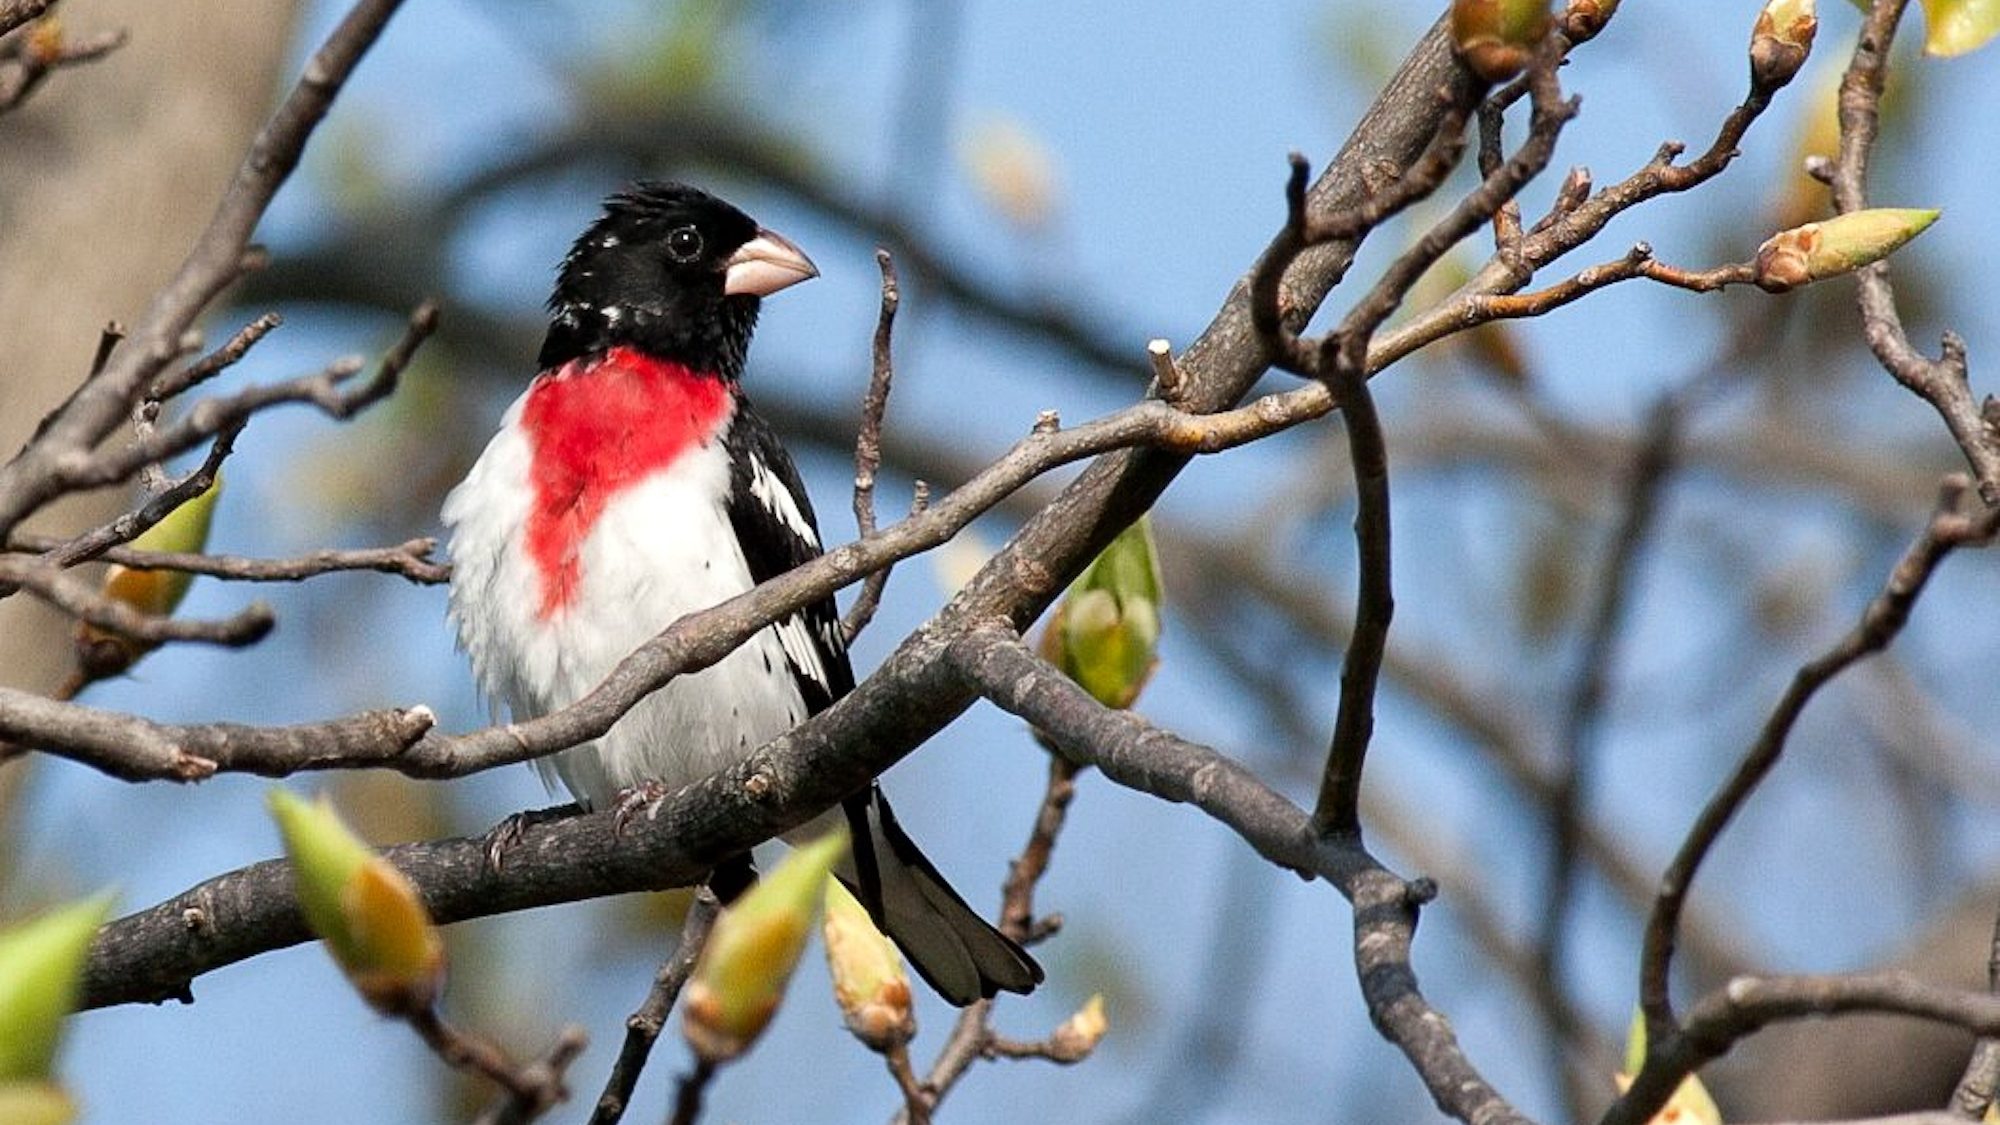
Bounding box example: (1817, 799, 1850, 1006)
(0, 895, 113, 1082)
(1561, 0, 1619, 42)
(1044, 994, 1109, 1064)
(1749, 0, 1816, 91)
(269, 789, 445, 1016)
(74, 476, 223, 680)
(0, 1082, 77, 1125)
(1039, 517, 1164, 710)
(822, 880, 914, 1052)
(1754, 207, 1939, 293)
(1920, 0, 2000, 56)
(683, 831, 847, 1065)
(1451, 0, 1554, 81)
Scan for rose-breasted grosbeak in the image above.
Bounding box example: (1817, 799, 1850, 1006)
(442, 182, 1040, 1005)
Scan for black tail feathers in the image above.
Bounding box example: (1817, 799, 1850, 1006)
(839, 786, 1042, 1006)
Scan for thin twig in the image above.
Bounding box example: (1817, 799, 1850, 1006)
(899, 740, 1082, 1123)
(1378, 53, 1791, 373)
(48, 302, 437, 500)
(1828, 0, 2000, 502)
(152, 311, 285, 402)
(32, 420, 244, 573)
(883, 1042, 931, 1125)
(90, 323, 124, 379)
(407, 1006, 580, 1118)
(666, 1058, 717, 1125)
(1248, 89, 1482, 376)
(1949, 903, 2000, 1119)
(1308, 332, 1393, 838)
(470, 1027, 589, 1125)
(843, 250, 902, 644)
(0, 0, 411, 534)
(6, 534, 450, 585)
(1000, 748, 1079, 943)
(0, 16, 126, 114)
(589, 890, 720, 1125)
(0, 554, 272, 647)
(1535, 397, 1678, 1121)
(1146, 339, 1184, 406)
(1619, 476, 2000, 1124)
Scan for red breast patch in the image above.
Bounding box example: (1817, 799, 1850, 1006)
(520, 346, 733, 618)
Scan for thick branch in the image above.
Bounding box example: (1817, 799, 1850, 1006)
(945, 624, 1531, 1125)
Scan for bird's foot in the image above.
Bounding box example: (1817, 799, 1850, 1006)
(610, 780, 675, 837)
(481, 802, 580, 873)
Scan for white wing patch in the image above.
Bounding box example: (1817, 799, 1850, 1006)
(748, 452, 819, 548)
(774, 612, 833, 696)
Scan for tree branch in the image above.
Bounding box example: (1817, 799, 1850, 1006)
(1620, 475, 2000, 1124)
(5, 535, 450, 585)
(588, 890, 719, 1125)
(842, 249, 902, 645)
(1830, 0, 2000, 503)
(0, 0, 410, 534)
(944, 623, 1532, 1125)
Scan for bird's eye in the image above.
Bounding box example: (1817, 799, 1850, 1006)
(665, 226, 704, 262)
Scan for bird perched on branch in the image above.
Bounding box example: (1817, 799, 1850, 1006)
(442, 181, 1040, 1004)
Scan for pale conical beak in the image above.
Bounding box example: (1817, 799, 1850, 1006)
(722, 229, 819, 297)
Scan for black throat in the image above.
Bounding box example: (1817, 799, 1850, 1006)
(536, 294, 760, 377)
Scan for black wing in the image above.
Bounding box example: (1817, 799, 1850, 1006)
(725, 395, 1041, 1003)
(722, 393, 856, 715)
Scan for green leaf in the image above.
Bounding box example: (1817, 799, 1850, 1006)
(0, 895, 115, 1081)
(1041, 517, 1166, 709)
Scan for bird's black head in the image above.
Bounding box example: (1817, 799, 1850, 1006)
(538, 181, 818, 375)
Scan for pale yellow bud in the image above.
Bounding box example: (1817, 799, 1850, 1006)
(1044, 994, 1109, 1064)
(268, 790, 445, 1016)
(0, 1081, 77, 1125)
(1754, 207, 1940, 292)
(683, 832, 846, 1064)
(822, 880, 914, 1051)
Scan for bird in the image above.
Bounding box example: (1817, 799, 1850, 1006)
(441, 181, 1041, 1005)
